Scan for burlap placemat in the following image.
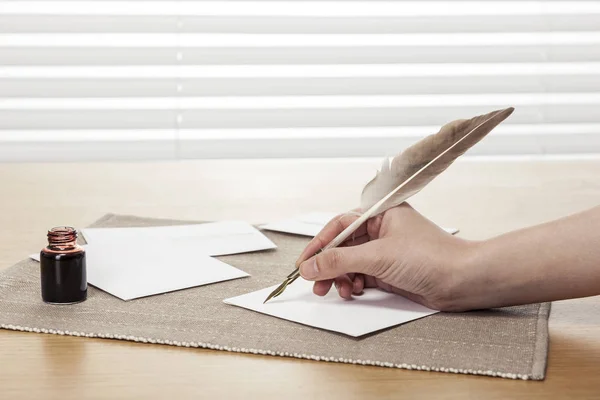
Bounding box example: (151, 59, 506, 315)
(0, 214, 550, 380)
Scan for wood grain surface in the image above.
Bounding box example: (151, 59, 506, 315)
(0, 158, 599, 399)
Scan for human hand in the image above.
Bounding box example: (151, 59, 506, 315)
(295, 203, 475, 311)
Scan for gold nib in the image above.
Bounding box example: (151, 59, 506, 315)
(263, 268, 301, 304)
(264, 250, 321, 304)
(263, 280, 288, 304)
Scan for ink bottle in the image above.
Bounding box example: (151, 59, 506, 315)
(40, 227, 87, 304)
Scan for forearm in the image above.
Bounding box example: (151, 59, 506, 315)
(452, 205, 600, 310)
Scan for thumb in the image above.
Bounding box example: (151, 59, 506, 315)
(298, 241, 387, 281)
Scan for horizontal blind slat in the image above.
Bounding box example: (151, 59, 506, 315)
(2, 94, 600, 109)
(2, 63, 598, 78)
(3, 45, 600, 65)
(3, 33, 600, 47)
(3, 15, 600, 34)
(5, 75, 600, 97)
(2, 1, 600, 16)
(0, 105, 597, 130)
(4, 124, 598, 141)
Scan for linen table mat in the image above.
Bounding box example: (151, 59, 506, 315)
(0, 214, 550, 380)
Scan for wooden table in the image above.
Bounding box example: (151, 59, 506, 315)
(1, 157, 599, 399)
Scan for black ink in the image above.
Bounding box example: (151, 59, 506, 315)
(40, 227, 87, 304)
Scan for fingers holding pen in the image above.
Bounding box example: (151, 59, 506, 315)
(296, 210, 370, 300)
(295, 211, 367, 266)
(300, 240, 386, 281)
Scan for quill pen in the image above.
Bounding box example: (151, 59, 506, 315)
(264, 107, 515, 303)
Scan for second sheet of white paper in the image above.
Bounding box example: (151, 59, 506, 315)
(260, 212, 458, 236)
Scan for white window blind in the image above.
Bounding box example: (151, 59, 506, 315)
(1, 1, 600, 161)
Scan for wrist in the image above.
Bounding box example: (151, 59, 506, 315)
(446, 235, 544, 311)
(439, 238, 490, 312)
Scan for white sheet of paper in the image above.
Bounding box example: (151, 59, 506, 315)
(224, 279, 438, 337)
(260, 212, 459, 236)
(31, 241, 249, 301)
(260, 212, 339, 236)
(82, 220, 276, 256)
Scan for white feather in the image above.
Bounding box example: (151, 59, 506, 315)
(326, 107, 515, 250)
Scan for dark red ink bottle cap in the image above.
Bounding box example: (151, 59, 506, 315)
(40, 226, 87, 304)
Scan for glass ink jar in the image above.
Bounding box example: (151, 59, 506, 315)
(40, 227, 87, 304)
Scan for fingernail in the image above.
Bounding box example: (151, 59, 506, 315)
(300, 257, 319, 280)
